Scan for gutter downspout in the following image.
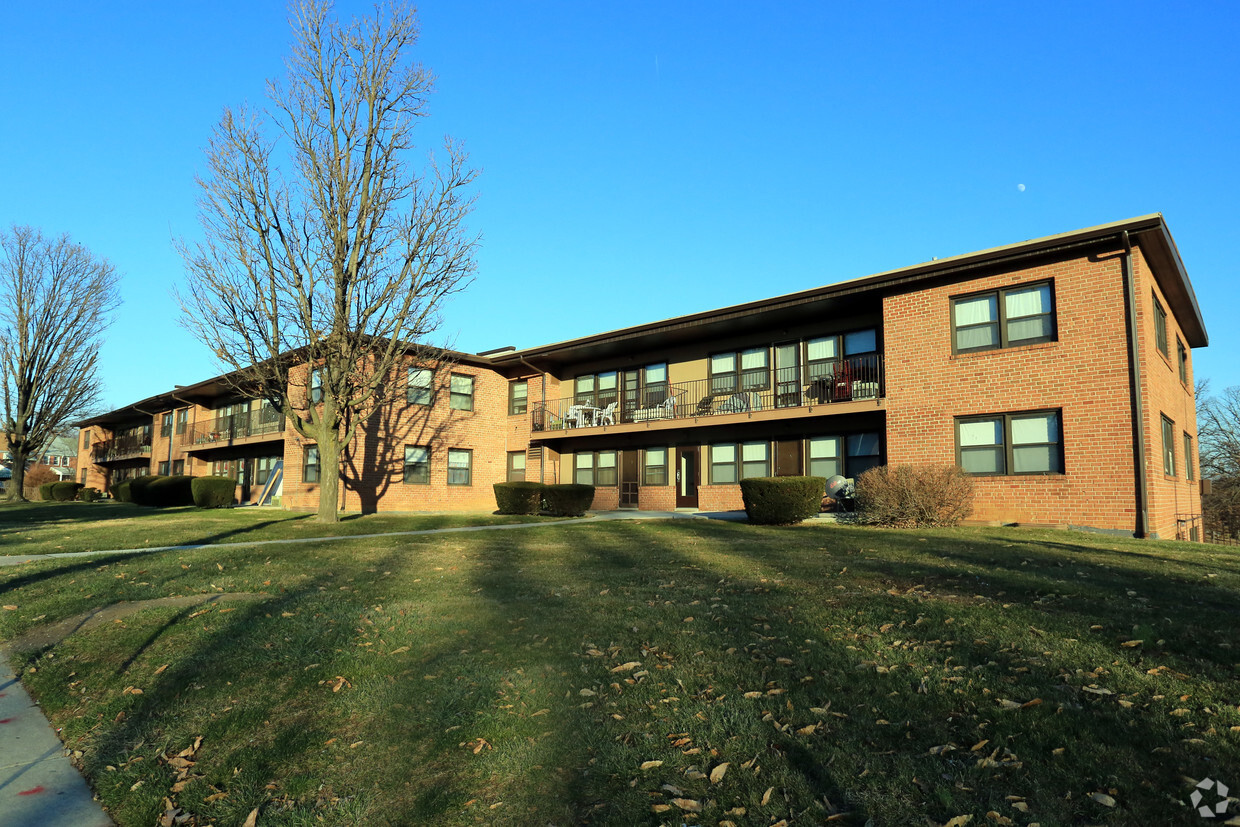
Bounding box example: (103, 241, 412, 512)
(1121, 231, 1151, 538)
(516, 356, 547, 484)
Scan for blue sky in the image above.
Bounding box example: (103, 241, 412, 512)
(3, 1, 1237, 410)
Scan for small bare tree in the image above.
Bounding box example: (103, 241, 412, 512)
(0, 225, 120, 502)
(1197, 379, 1240, 538)
(177, 1, 478, 522)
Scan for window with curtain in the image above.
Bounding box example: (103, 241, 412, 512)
(643, 363, 668, 405)
(952, 282, 1055, 353)
(740, 442, 769, 478)
(709, 444, 737, 484)
(408, 368, 433, 405)
(447, 448, 472, 485)
(710, 348, 769, 393)
(805, 337, 839, 381)
(1161, 416, 1175, 476)
(507, 451, 526, 482)
(509, 380, 527, 415)
(808, 436, 841, 479)
(450, 374, 474, 411)
(643, 447, 668, 486)
(574, 451, 617, 486)
(956, 411, 1061, 475)
(404, 446, 430, 484)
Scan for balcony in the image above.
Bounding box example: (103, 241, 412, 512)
(92, 439, 152, 463)
(184, 408, 285, 449)
(532, 355, 884, 436)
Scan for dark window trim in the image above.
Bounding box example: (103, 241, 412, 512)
(1161, 415, 1175, 477)
(708, 347, 770, 394)
(508, 379, 528, 416)
(175, 408, 188, 435)
(310, 368, 324, 404)
(951, 280, 1057, 355)
(707, 441, 770, 484)
(1183, 432, 1194, 481)
(1153, 294, 1169, 357)
(408, 367, 434, 406)
(641, 447, 668, 486)
(404, 444, 431, 485)
(449, 373, 475, 412)
(955, 409, 1064, 477)
(447, 448, 472, 486)
(574, 450, 617, 487)
(160, 413, 173, 437)
(1176, 338, 1188, 385)
(304, 445, 320, 484)
(573, 371, 619, 407)
(506, 450, 526, 482)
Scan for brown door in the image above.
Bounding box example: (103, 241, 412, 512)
(675, 446, 699, 508)
(775, 440, 803, 476)
(620, 451, 639, 507)
(239, 457, 253, 503)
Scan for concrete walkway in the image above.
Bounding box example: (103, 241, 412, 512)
(0, 508, 756, 567)
(0, 653, 113, 826)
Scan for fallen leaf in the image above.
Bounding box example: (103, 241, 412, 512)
(671, 798, 702, 812)
(944, 816, 973, 826)
(761, 787, 774, 806)
(243, 806, 260, 827)
(153, 664, 169, 676)
(640, 760, 663, 771)
(1120, 640, 1142, 648)
(610, 661, 642, 673)
(2, 605, 17, 611)
(710, 763, 729, 783)
(651, 804, 671, 814)
(1090, 792, 1116, 807)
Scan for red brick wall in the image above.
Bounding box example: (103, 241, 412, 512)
(884, 249, 1142, 533)
(1133, 246, 1202, 539)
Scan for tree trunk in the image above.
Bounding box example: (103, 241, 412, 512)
(316, 434, 342, 523)
(5, 448, 27, 502)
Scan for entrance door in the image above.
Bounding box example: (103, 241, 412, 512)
(621, 370, 641, 423)
(775, 342, 801, 407)
(620, 451, 639, 508)
(675, 446, 699, 509)
(775, 440, 803, 476)
(239, 458, 253, 503)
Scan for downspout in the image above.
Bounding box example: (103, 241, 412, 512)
(516, 356, 547, 484)
(1121, 231, 1151, 538)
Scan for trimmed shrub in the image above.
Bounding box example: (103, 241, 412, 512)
(78, 487, 102, 502)
(127, 475, 163, 506)
(854, 464, 974, 528)
(38, 481, 58, 501)
(50, 481, 84, 502)
(192, 476, 237, 509)
(542, 483, 594, 517)
(739, 476, 827, 525)
(113, 480, 133, 503)
(494, 481, 544, 515)
(146, 475, 195, 508)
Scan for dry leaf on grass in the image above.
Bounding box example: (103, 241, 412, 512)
(943, 816, 973, 827)
(1089, 792, 1116, 807)
(243, 806, 260, 827)
(671, 798, 701, 812)
(640, 760, 663, 771)
(710, 763, 729, 783)
(761, 786, 774, 806)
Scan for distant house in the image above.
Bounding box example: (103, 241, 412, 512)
(75, 215, 1206, 539)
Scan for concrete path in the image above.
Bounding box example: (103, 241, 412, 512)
(0, 508, 756, 567)
(0, 653, 113, 826)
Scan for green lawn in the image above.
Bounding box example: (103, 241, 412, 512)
(0, 500, 560, 556)
(1, 512, 1238, 826)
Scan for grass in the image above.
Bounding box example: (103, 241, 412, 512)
(0, 500, 561, 556)
(1, 511, 1238, 825)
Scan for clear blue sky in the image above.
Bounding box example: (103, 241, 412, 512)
(3, 1, 1237, 411)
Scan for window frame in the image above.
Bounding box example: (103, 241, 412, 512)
(449, 374, 475, 412)
(509, 380, 528, 416)
(506, 450, 526, 482)
(408, 367, 433, 406)
(1183, 432, 1194, 481)
(708, 444, 738, 485)
(1177, 338, 1188, 384)
(404, 445, 431, 485)
(807, 436, 842, 480)
(574, 450, 617, 487)
(175, 408, 188, 435)
(642, 447, 668, 486)
(310, 368, 324, 404)
(160, 413, 173, 437)
(1161, 415, 1175, 476)
(158, 460, 170, 475)
(172, 459, 185, 476)
(447, 448, 472, 486)
(709, 347, 770, 394)
(955, 410, 1063, 477)
(1153, 295, 1169, 357)
(304, 445, 320, 483)
(951, 281, 1056, 355)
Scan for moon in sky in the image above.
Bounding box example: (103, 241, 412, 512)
(1017, 184, 1026, 192)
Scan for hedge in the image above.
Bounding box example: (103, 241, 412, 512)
(542, 483, 595, 517)
(192, 476, 237, 509)
(50, 481, 84, 502)
(113, 480, 133, 503)
(146, 475, 195, 508)
(739, 476, 827, 525)
(493, 481, 544, 515)
(38, 481, 58, 501)
(78, 487, 102, 502)
(127, 476, 163, 506)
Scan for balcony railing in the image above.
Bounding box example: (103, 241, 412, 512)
(185, 408, 285, 447)
(532, 355, 884, 432)
(92, 438, 152, 463)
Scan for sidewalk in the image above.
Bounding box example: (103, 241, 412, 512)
(0, 652, 113, 826)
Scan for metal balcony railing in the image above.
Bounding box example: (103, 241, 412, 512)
(92, 438, 152, 463)
(532, 355, 884, 432)
(185, 408, 285, 447)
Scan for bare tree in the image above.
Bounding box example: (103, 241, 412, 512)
(177, 1, 478, 522)
(1196, 378, 1240, 538)
(0, 225, 120, 501)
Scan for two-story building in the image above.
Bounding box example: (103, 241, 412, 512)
(77, 214, 1207, 539)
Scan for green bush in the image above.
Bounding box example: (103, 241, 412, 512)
(113, 480, 133, 502)
(739, 476, 827, 525)
(127, 475, 163, 506)
(146, 475, 195, 508)
(542, 483, 595, 517)
(38, 481, 58, 501)
(50, 481, 84, 502)
(494, 481, 544, 515)
(854, 464, 974, 528)
(78, 487, 102, 502)
(192, 476, 237, 509)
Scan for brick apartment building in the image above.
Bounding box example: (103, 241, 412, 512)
(76, 215, 1207, 539)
